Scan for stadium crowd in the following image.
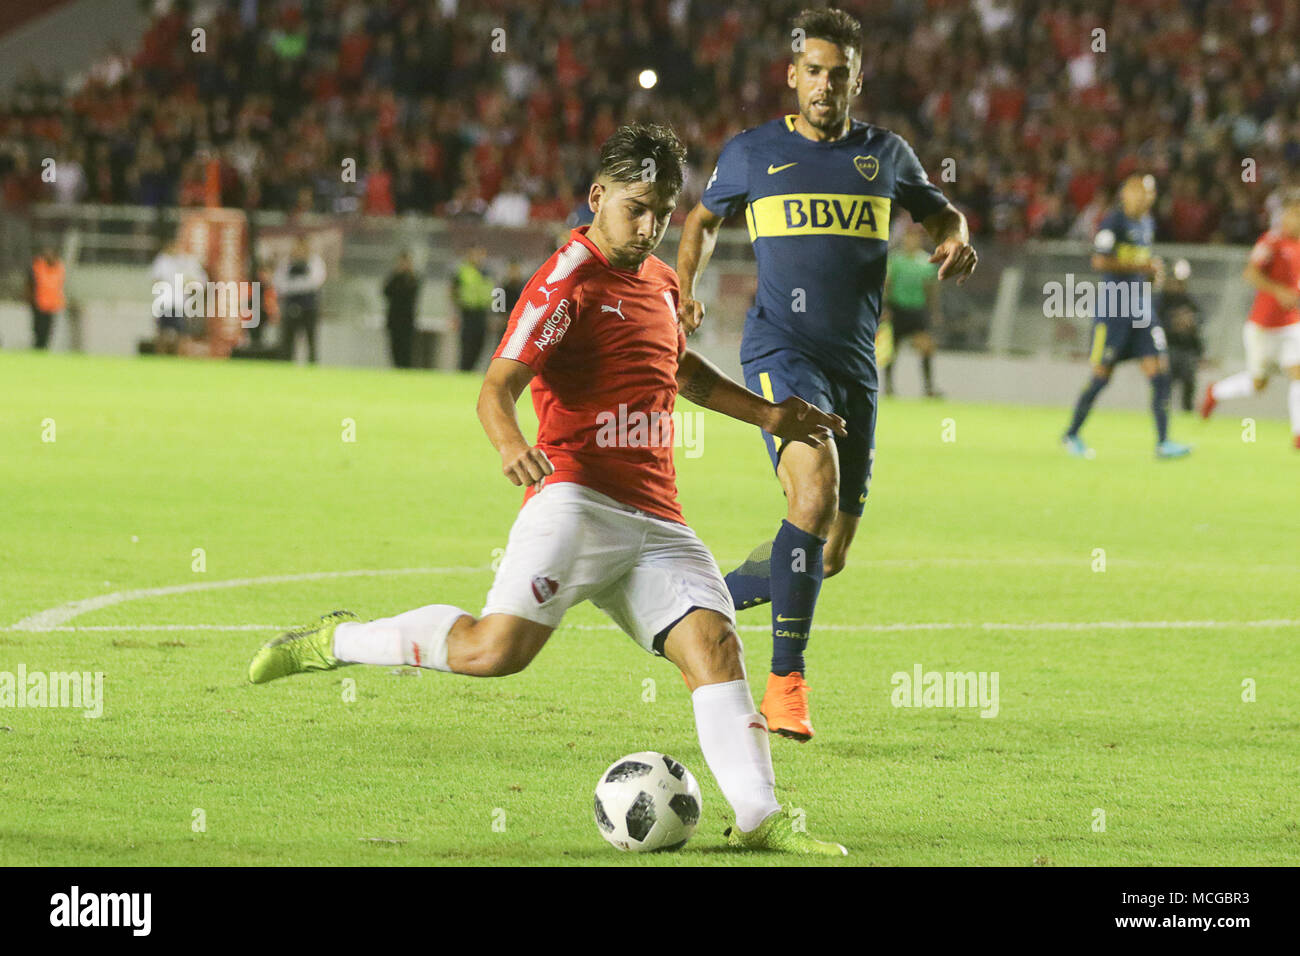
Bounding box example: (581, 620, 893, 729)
(1, 0, 1299, 243)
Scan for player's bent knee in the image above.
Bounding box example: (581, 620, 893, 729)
(785, 477, 839, 529)
(690, 628, 745, 684)
(664, 611, 745, 687)
(788, 494, 837, 533)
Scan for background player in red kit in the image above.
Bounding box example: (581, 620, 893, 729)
(248, 124, 850, 854)
(1201, 192, 1300, 447)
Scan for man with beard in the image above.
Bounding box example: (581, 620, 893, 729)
(675, 7, 977, 740)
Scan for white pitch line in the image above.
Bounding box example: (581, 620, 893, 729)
(978, 619, 1300, 631)
(0, 624, 294, 633)
(6, 567, 485, 632)
(3, 619, 1297, 634)
(9, 565, 1300, 636)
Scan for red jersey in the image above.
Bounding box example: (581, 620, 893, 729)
(492, 227, 687, 524)
(1247, 230, 1300, 328)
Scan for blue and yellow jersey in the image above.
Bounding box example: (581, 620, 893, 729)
(702, 115, 950, 386)
(1093, 208, 1154, 321)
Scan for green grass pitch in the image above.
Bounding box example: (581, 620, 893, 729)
(2, 350, 1297, 866)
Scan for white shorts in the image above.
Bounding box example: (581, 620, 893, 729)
(481, 482, 736, 655)
(1244, 321, 1300, 379)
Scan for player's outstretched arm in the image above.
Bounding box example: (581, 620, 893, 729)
(676, 349, 846, 447)
(675, 203, 726, 334)
(922, 203, 978, 283)
(477, 357, 554, 487)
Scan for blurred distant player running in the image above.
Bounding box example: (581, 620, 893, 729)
(675, 8, 976, 740)
(249, 124, 848, 854)
(1062, 174, 1192, 460)
(1200, 192, 1300, 448)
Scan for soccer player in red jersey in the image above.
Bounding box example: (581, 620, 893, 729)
(249, 125, 850, 854)
(1201, 192, 1300, 447)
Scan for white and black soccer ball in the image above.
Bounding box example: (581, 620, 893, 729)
(593, 751, 702, 852)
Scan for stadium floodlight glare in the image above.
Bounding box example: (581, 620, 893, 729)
(638, 69, 658, 90)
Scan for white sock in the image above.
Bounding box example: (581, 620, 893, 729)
(1212, 371, 1255, 401)
(332, 604, 468, 672)
(1289, 380, 1300, 436)
(691, 679, 780, 832)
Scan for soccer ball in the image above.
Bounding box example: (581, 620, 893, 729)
(593, 751, 702, 852)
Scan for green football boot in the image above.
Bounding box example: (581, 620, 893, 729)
(248, 610, 358, 684)
(725, 806, 848, 856)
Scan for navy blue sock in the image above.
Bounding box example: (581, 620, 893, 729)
(1067, 374, 1109, 437)
(1151, 372, 1171, 443)
(769, 520, 825, 677)
(724, 540, 773, 610)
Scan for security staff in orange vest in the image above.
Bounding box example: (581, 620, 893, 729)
(28, 246, 66, 350)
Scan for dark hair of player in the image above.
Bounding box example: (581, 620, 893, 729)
(791, 7, 863, 59)
(595, 123, 687, 198)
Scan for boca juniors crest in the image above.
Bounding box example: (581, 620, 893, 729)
(854, 155, 879, 181)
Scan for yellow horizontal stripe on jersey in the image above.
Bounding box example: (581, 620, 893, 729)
(1115, 243, 1151, 265)
(747, 193, 891, 240)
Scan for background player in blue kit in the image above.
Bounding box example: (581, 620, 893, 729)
(1063, 174, 1193, 460)
(675, 7, 978, 740)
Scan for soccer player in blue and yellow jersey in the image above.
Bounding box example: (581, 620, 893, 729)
(1062, 174, 1192, 460)
(675, 8, 977, 741)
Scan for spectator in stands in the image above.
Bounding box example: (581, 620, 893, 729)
(3, 0, 1299, 247)
(485, 174, 531, 227)
(452, 246, 492, 372)
(382, 250, 421, 369)
(28, 245, 65, 350)
(274, 238, 327, 363)
(51, 146, 86, 205)
(1032, 193, 1073, 239)
(1217, 190, 1263, 246)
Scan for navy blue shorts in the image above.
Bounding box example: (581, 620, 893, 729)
(742, 348, 877, 517)
(1089, 316, 1167, 366)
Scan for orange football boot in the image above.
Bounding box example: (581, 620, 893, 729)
(761, 671, 814, 741)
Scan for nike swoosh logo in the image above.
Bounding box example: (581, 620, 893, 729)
(767, 162, 798, 174)
(775, 615, 809, 623)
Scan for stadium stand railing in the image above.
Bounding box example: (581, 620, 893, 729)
(3, 202, 1257, 375)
